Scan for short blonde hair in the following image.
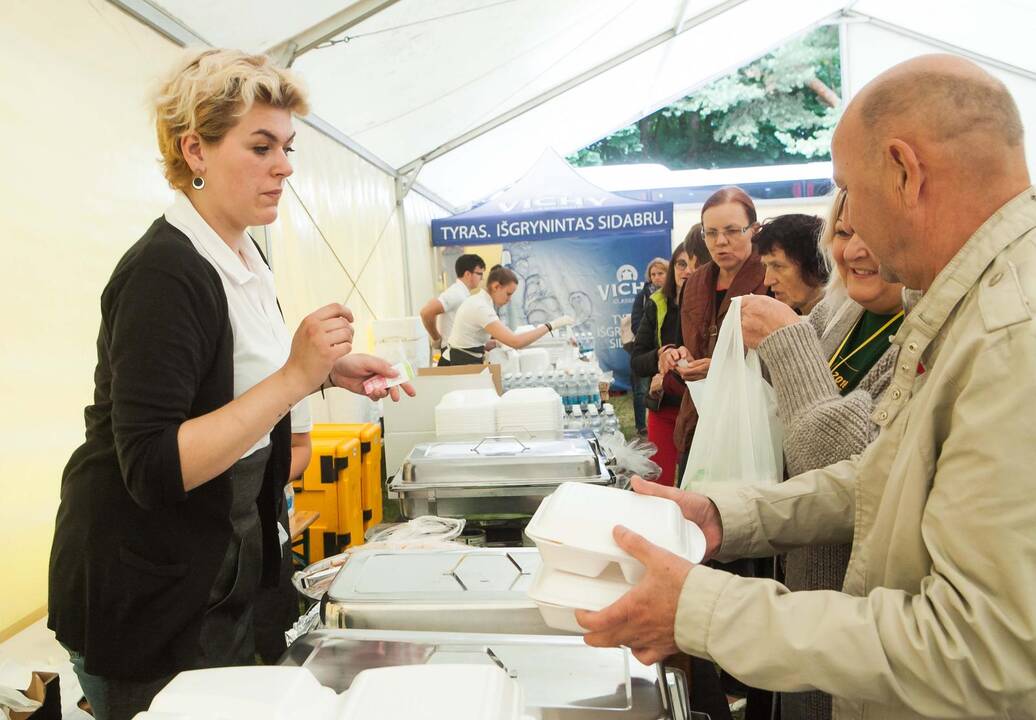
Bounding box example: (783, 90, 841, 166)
(645, 257, 668, 278)
(155, 49, 310, 190)
(820, 188, 848, 295)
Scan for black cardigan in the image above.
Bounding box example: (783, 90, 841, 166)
(630, 293, 682, 378)
(48, 217, 291, 680)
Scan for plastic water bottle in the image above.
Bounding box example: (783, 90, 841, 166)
(568, 405, 584, 431)
(602, 403, 619, 435)
(578, 371, 592, 411)
(589, 374, 602, 409)
(562, 371, 575, 409)
(586, 405, 602, 435)
(503, 373, 513, 392)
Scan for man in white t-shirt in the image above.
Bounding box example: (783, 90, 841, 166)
(420, 253, 485, 350)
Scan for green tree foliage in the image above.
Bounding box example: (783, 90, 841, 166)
(569, 26, 841, 169)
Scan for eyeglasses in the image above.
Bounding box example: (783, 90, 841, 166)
(703, 226, 752, 242)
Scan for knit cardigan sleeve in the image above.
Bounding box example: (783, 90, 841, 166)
(756, 317, 897, 477)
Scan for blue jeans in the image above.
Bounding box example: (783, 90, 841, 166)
(65, 645, 174, 720)
(632, 374, 650, 431)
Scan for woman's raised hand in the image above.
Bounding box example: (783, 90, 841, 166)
(284, 303, 354, 394)
(740, 294, 799, 349)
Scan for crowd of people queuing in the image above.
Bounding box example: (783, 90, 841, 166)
(45, 41, 1035, 720)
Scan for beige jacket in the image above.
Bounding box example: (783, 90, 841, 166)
(674, 188, 1036, 719)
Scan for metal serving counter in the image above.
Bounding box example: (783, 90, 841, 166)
(281, 628, 691, 720)
(389, 436, 614, 520)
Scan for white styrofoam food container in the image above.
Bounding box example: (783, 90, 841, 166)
(138, 666, 342, 720)
(339, 664, 529, 720)
(527, 563, 631, 633)
(525, 482, 707, 583)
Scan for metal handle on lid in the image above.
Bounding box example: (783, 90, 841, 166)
(472, 435, 530, 454)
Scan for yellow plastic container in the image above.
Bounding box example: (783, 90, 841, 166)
(293, 436, 364, 561)
(311, 423, 384, 529)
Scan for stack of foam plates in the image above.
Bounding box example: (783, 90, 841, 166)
(435, 389, 499, 438)
(339, 665, 530, 720)
(524, 482, 707, 633)
(496, 387, 563, 434)
(517, 347, 551, 373)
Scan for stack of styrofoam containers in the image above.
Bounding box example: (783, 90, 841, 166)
(524, 482, 707, 633)
(517, 347, 550, 374)
(134, 664, 531, 720)
(435, 389, 499, 439)
(487, 346, 521, 375)
(371, 317, 430, 369)
(338, 665, 530, 720)
(496, 387, 564, 435)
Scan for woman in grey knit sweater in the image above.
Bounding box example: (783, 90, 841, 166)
(739, 189, 907, 720)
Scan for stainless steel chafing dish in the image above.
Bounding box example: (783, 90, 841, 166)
(321, 547, 558, 635)
(389, 436, 614, 520)
(281, 628, 691, 720)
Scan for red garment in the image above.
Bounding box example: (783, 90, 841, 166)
(648, 404, 681, 487)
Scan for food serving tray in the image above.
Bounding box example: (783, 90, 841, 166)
(322, 547, 557, 635)
(281, 628, 690, 719)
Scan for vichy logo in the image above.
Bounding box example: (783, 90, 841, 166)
(598, 265, 643, 302)
(616, 265, 638, 282)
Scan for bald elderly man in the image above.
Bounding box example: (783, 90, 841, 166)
(577, 55, 1036, 719)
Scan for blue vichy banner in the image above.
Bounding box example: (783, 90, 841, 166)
(500, 232, 671, 391)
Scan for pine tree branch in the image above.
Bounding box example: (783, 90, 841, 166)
(807, 76, 840, 108)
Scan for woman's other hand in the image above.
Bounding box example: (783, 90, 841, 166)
(675, 358, 710, 381)
(331, 354, 417, 402)
(649, 373, 664, 398)
(658, 346, 690, 374)
(285, 303, 354, 394)
(740, 294, 799, 349)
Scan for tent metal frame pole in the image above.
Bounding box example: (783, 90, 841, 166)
(103, 0, 455, 214)
(108, 0, 208, 46)
(265, 0, 403, 67)
(844, 11, 1036, 82)
(397, 0, 750, 176)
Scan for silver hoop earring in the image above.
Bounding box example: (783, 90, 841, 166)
(192, 176, 205, 190)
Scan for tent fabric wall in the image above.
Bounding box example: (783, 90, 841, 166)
(0, 0, 446, 636)
(844, 21, 1036, 173)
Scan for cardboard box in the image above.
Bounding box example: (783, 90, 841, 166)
(383, 365, 499, 435)
(11, 671, 59, 720)
(417, 363, 502, 394)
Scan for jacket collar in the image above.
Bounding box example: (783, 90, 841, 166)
(164, 191, 258, 286)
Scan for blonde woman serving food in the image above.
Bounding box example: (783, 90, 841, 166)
(47, 49, 413, 720)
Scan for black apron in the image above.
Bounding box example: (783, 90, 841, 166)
(194, 443, 271, 667)
(438, 344, 485, 367)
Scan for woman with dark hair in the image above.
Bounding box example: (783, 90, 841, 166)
(630, 235, 697, 486)
(439, 265, 573, 366)
(755, 213, 828, 314)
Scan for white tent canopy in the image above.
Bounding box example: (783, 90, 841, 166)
(113, 0, 1036, 210)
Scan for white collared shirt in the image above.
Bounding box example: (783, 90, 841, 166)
(447, 289, 499, 349)
(165, 191, 312, 458)
(437, 279, 471, 342)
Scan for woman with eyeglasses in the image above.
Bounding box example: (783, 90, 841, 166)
(660, 187, 768, 476)
(737, 189, 906, 720)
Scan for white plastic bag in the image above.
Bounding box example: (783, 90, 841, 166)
(681, 296, 783, 492)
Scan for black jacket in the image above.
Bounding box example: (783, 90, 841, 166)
(630, 282, 654, 334)
(48, 217, 291, 680)
(630, 292, 682, 378)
